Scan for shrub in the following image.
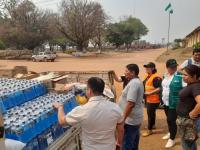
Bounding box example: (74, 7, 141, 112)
(193, 42, 200, 50)
(0, 40, 6, 50)
(65, 49, 77, 54)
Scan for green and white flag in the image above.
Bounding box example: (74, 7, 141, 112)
(165, 3, 173, 14)
(169, 9, 173, 14)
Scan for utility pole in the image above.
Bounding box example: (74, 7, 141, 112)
(167, 12, 171, 51)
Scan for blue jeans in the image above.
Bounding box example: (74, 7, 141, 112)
(196, 117, 200, 132)
(196, 117, 200, 146)
(122, 124, 140, 150)
(181, 139, 197, 150)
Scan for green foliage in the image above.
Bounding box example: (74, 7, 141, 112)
(193, 42, 200, 50)
(0, 0, 52, 50)
(106, 16, 148, 48)
(174, 39, 182, 43)
(0, 39, 6, 50)
(49, 38, 71, 50)
(65, 49, 77, 54)
(106, 23, 124, 48)
(173, 39, 183, 50)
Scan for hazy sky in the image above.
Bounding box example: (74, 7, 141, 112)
(32, 0, 200, 43)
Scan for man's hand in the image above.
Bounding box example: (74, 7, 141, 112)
(189, 111, 197, 120)
(53, 102, 63, 109)
(52, 102, 66, 125)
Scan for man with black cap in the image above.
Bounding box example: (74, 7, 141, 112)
(179, 48, 200, 70)
(142, 62, 162, 137)
(161, 59, 185, 148)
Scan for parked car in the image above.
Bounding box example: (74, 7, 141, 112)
(32, 52, 57, 62)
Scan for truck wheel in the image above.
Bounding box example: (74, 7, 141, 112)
(51, 59, 55, 62)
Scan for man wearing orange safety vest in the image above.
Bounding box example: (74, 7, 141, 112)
(142, 62, 162, 137)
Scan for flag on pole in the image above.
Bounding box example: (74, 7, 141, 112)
(165, 3, 173, 14)
(165, 3, 172, 11)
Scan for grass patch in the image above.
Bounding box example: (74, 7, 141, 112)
(156, 48, 193, 63)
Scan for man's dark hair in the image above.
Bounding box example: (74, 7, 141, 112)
(126, 64, 140, 76)
(87, 77, 105, 95)
(193, 49, 200, 55)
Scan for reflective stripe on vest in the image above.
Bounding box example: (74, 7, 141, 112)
(144, 73, 160, 103)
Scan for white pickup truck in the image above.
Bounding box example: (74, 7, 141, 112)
(32, 52, 57, 62)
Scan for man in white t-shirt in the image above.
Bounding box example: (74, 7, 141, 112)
(53, 77, 124, 150)
(179, 48, 200, 70)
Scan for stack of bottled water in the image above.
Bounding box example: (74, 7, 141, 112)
(0, 77, 78, 149)
(0, 78, 47, 111)
(3, 92, 76, 142)
(0, 78, 42, 95)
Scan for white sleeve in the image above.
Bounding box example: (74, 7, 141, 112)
(65, 106, 86, 125)
(5, 139, 25, 150)
(182, 79, 187, 87)
(115, 105, 124, 124)
(180, 60, 188, 69)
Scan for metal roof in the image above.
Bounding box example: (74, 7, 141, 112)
(186, 26, 200, 38)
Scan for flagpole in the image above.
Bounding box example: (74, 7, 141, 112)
(167, 12, 171, 51)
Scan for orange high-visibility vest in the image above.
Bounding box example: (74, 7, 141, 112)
(144, 73, 161, 103)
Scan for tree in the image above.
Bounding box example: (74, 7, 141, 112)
(57, 0, 107, 51)
(106, 23, 124, 49)
(0, 0, 54, 50)
(106, 16, 148, 50)
(173, 38, 183, 49)
(0, 0, 21, 20)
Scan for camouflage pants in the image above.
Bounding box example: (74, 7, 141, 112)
(196, 117, 200, 145)
(177, 117, 198, 142)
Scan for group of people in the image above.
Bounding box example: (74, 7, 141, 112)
(53, 48, 200, 150)
(140, 49, 200, 150)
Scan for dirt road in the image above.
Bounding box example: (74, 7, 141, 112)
(0, 48, 182, 150)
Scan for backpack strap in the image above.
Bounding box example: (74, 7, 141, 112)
(188, 58, 192, 66)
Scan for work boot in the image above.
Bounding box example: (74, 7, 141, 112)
(142, 130, 152, 137)
(165, 139, 175, 148)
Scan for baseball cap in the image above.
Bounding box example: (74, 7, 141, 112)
(143, 62, 156, 68)
(166, 59, 178, 68)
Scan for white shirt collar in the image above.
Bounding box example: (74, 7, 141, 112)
(165, 71, 177, 78)
(89, 95, 104, 102)
(191, 57, 200, 65)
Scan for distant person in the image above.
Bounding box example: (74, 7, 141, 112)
(53, 77, 124, 150)
(176, 65, 200, 150)
(118, 64, 144, 150)
(142, 62, 162, 137)
(161, 59, 185, 148)
(179, 48, 200, 70)
(111, 70, 131, 89)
